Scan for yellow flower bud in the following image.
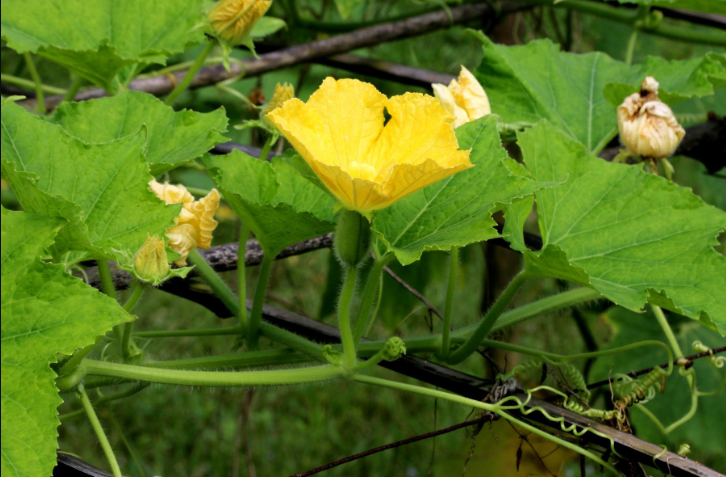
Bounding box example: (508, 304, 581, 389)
(149, 181, 221, 265)
(432, 66, 491, 128)
(133, 235, 170, 285)
(261, 83, 295, 130)
(617, 76, 685, 159)
(208, 0, 272, 46)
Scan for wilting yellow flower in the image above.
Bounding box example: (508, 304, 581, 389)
(149, 181, 220, 265)
(432, 66, 491, 128)
(133, 235, 170, 286)
(208, 0, 272, 45)
(617, 76, 685, 159)
(261, 83, 295, 131)
(268, 78, 472, 213)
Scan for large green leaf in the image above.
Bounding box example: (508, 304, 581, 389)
(1, 207, 130, 477)
(372, 115, 558, 266)
(202, 150, 336, 256)
(1, 102, 180, 260)
(52, 91, 229, 176)
(511, 121, 726, 333)
(473, 34, 726, 153)
(590, 307, 726, 468)
(0, 0, 205, 92)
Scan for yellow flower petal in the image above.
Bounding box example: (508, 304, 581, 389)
(448, 66, 491, 122)
(149, 181, 220, 264)
(432, 83, 469, 128)
(268, 79, 472, 213)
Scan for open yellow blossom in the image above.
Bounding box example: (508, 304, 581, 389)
(617, 76, 685, 159)
(208, 0, 272, 45)
(149, 180, 221, 265)
(267, 78, 472, 213)
(433, 66, 491, 128)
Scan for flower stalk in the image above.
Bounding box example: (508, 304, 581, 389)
(165, 40, 216, 106)
(77, 384, 123, 477)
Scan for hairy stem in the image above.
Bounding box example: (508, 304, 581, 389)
(238, 223, 249, 335)
(352, 253, 393, 345)
(447, 271, 529, 364)
(83, 359, 346, 386)
(248, 255, 274, 348)
(77, 384, 123, 477)
(23, 52, 45, 114)
(258, 135, 275, 162)
(62, 76, 84, 103)
(165, 40, 216, 106)
(339, 266, 359, 368)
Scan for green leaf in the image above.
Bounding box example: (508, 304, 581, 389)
(472, 34, 725, 153)
(615, 0, 726, 14)
(52, 90, 229, 176)
(603, 53, 726, 107)
(202, 150, 336, 256)
(1, 102, 180, 260)
(250, 17, 287, 38)
(1, 0, 206, 92)
(372, 115, 559, 266)
(1, 207, 130, 477)
(514, 121, 726, 333)
(590, 307, 726, 468)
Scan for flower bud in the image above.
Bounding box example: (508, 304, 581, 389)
(617, 76, 685, 159)
(133, 235, 170, 286)
(381, 337, 406, 361)
(432, 66, 491, 128)
(334, 209, 371, 268)
(208, 0, 272, 46)
(261, 83, 295, 131)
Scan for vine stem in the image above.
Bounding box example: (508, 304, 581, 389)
(624, 28, 639, 66)
(651, 304, 684, 359)
(120, 280, 145, 360)
(352, 374, 619, 475)
(339, 266, 359, 368)
(81, 360, 346, 386)
(352, 253, 394, 346)
(258, 135, 275, 162)
(23, 52, 45, 114)
(238, 223, 249, 335)
(248, 255, 274, 348)
(0, 73, 66, 95)
(441, 247, 459, 358)
(165, 40, 216, 106)
(76, 384, 123, 477)
(446, 271, 529, 364)
(96, 258, 117, 300)
(62, 76, 84, 103)
(186, 249, 323, 360)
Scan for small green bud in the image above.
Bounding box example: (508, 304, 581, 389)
(133, 235, 170, 286)
(334, 209, 371, 267)
(322, 345, 344, 366)
(381, 337, 406, 361)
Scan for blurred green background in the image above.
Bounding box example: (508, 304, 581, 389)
(3, 0, 725, 476)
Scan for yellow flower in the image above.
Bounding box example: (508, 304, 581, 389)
(208, 0, 272, 45)
(149, 181, 221, 265)
(433, 66, 491, 128)
(133, 235, 170, 286)
(267, 78, 473, 213)
(261, 83, 295, 131)
(617, 76, 685, 159)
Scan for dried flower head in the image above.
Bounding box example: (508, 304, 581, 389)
(208, 0, 271, 46)
(433, 66, 491, 128)
(617, 76, 685, 159)
(149, 181, 220, 265)
(268, 77, 472, 214)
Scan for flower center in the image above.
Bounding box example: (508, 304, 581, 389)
(347, 161, 378, 181)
